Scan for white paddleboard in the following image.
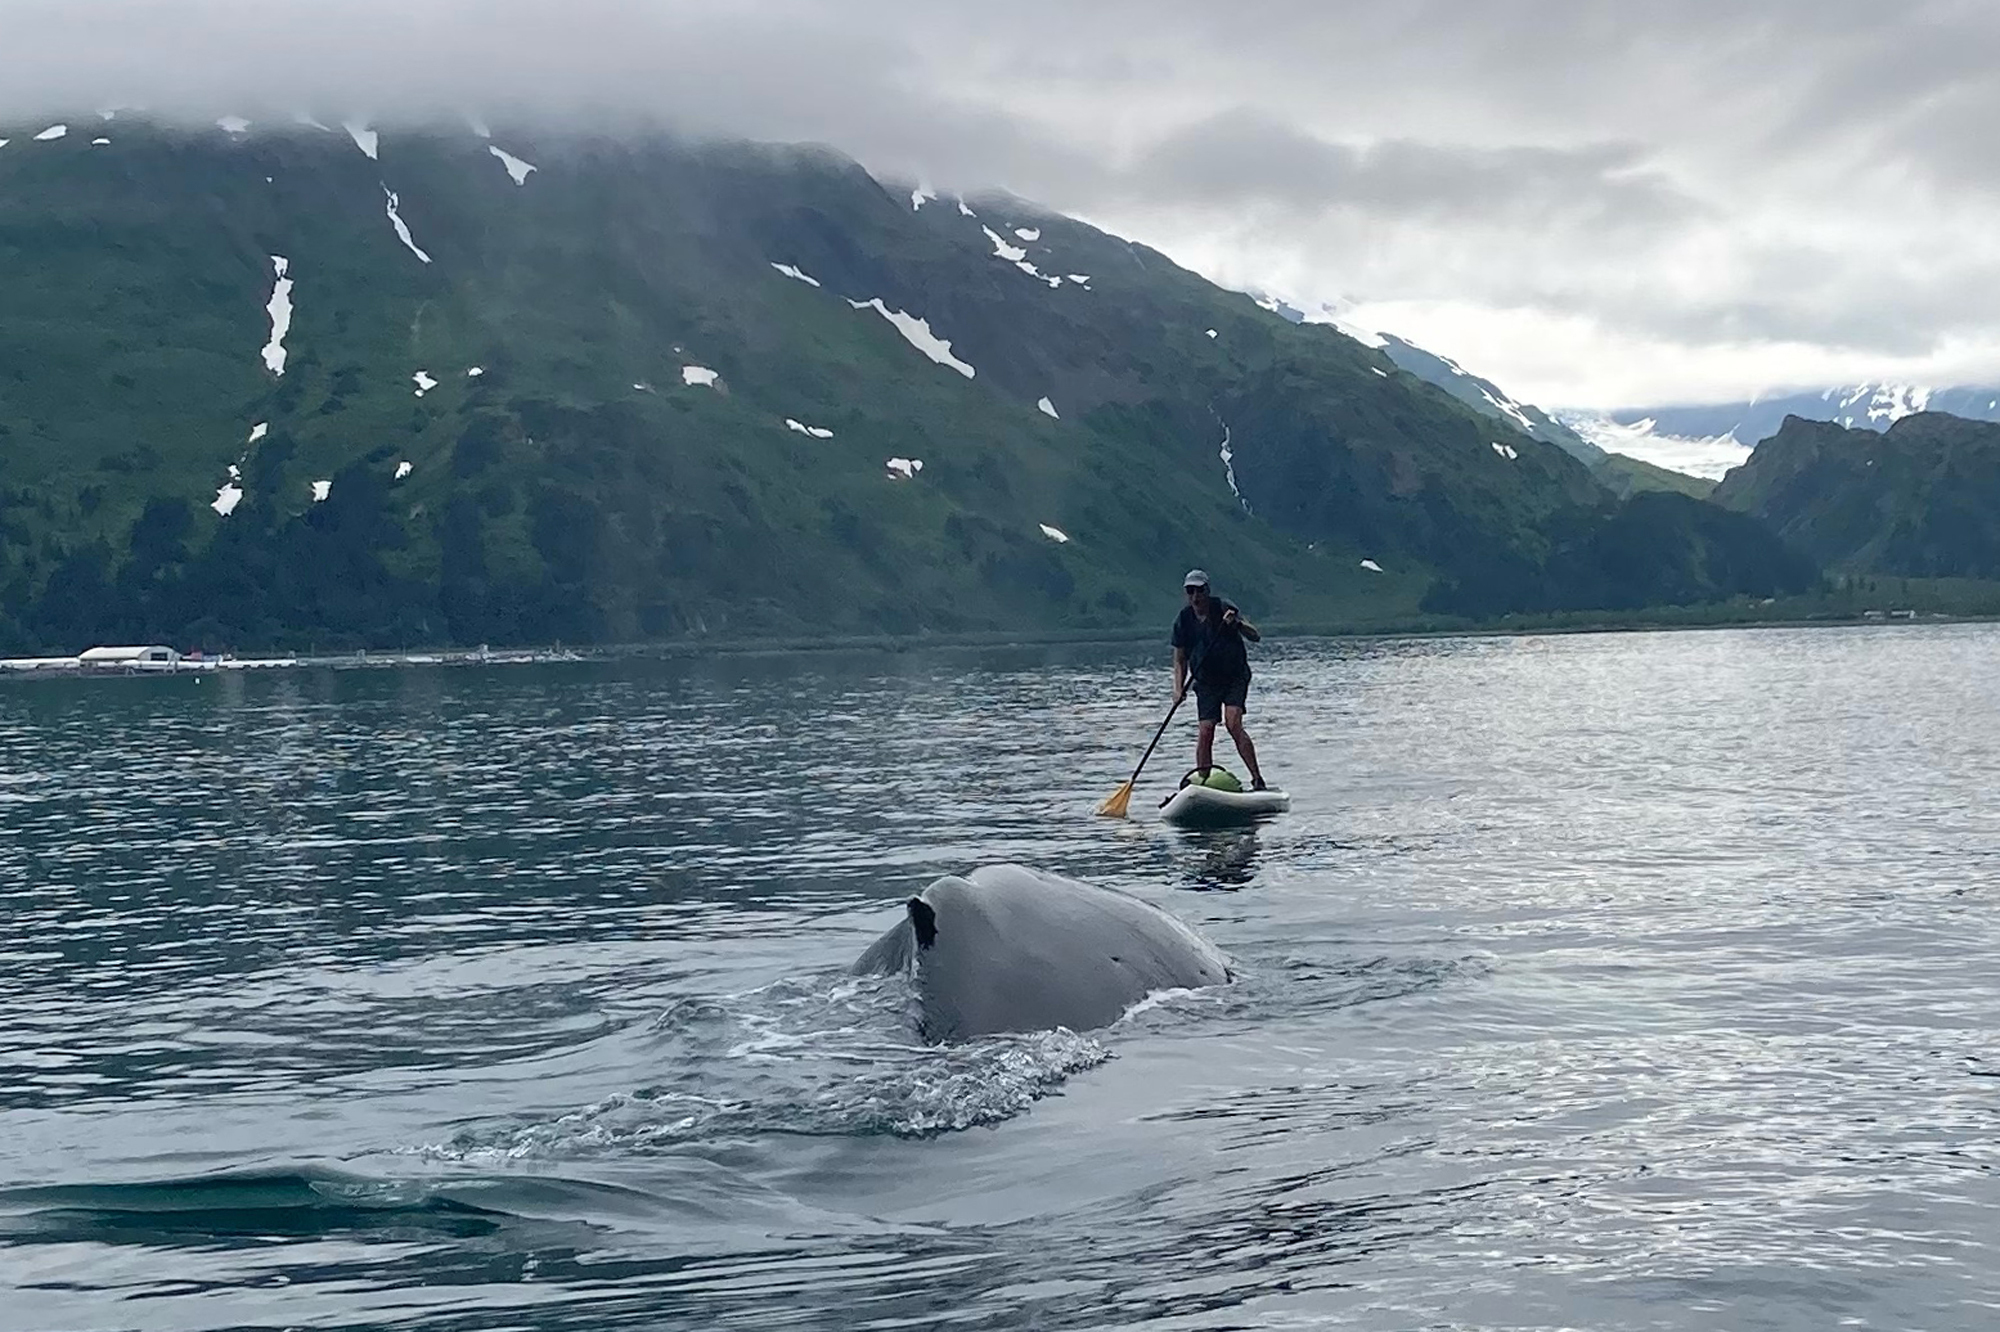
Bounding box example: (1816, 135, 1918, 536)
(1158, 783, 1291, 827)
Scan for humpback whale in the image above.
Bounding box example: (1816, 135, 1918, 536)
(851, 864, 1232, 1042)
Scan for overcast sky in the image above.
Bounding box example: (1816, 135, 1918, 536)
(5, 0, 1997, 409)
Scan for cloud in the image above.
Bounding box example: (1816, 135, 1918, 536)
(5, 0, 2000, 407)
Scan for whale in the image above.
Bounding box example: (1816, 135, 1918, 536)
(850, 863, 1233, 1043)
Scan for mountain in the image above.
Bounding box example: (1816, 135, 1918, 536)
(0, 114, 1813, 654)
(1626, 383, 2000, 441)
(1589, 453, 1718, 501)
(1373, 335, 1605, 464)
(1242, 294, 1605, 463)
(1712, 412, 2000, 578)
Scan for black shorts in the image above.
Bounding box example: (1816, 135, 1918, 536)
(1193, 673, 1250, 723)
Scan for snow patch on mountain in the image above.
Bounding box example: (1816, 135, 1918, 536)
(466, 366, 484, 377)
(34, 125, 67, 142)
(910, 184, 937, 211)
(683, 366, 719, 388)
(1014, 227, 1040, 241)
(248, 422, 268, 444)
(395, 461, 413, 479)
(770, 262, 822, 287)
(1491, 442, 1519, 460)
(311, 480, 332, 503)
(467, 115, 492, 139)
(983, 226, 1027, 262)
(784, 418, 834, 438)
(344, 122, 379, 159)
(1038, 397, 1060, 419)
(489, 146, 536, 185)
(1039, 523, 1070, 543)
(957, 199, 976, 217)
(413, 371, 438, 396)
(886, 457, 925, 479)
(847, 299, 976, 378)
(261, 256, 294, 376)
(1830, 382, 1933, 425)
(92, 138, 111, 147)
(211, 484, 243, 517)
(217, 116, 250, 136)
(1360, 559, 1383, 573)
(383, 189, 432, 263)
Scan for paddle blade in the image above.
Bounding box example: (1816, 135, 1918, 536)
(1096, 782, 1135, 818)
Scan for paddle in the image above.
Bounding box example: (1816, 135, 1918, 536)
(1096, 693, 1183, 818)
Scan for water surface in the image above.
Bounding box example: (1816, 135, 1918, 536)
(3, 626, 1997, 1330)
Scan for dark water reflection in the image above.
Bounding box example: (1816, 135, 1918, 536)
(3, 626, 1998, 1330)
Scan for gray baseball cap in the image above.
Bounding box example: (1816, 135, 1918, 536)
(1182, 569, 1210, 589)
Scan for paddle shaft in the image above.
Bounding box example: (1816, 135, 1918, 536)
(1122, 694, 1183, 791)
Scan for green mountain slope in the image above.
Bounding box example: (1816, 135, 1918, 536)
(0, 117, 1813, 653)
(1712, 412, 2000, 577)
(1590, 452, 1718, 501)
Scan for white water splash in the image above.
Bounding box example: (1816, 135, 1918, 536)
(784, 418, 834, 439)
(343, 121, 379, 159)
(261, 256, 294, 376)
(394, 461, 413, 479)
(310, 480, 332, 503)
(1038, 397, 1060, 419)
(683, 366, 719, 388)
(211, 484, 243, 517)
(1039, 523, 1070, 543)
(848, 299, 976, 378)
(886, 457, 925, 480)
(383, 189, 432, 263)
(770, 262, 822, 288)
(489, 145, 536, 185)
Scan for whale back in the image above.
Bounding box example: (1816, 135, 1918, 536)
(852, 864, 1231, 1042)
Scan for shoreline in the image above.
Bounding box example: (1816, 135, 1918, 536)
(5, 607, 1997, 681)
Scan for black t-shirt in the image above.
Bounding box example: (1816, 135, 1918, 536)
(1172, 598, 1249, 683)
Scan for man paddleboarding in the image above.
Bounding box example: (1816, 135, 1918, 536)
(1170, 569, 1267, 791)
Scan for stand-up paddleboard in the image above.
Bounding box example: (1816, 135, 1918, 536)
(1158, 783, 1290, 827)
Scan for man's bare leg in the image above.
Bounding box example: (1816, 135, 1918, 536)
(1223, 705, 1264, 788)
(1195, 719, 1217, 777)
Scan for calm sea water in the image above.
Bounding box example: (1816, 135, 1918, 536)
(3, 625, 1997, 1331)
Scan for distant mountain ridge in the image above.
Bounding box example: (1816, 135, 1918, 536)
(1605, 383, 2000, 453)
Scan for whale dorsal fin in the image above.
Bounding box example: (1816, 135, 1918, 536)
(906, 897, 938, 949)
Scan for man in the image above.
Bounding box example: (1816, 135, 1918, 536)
(1169, 568, 1267, 790)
